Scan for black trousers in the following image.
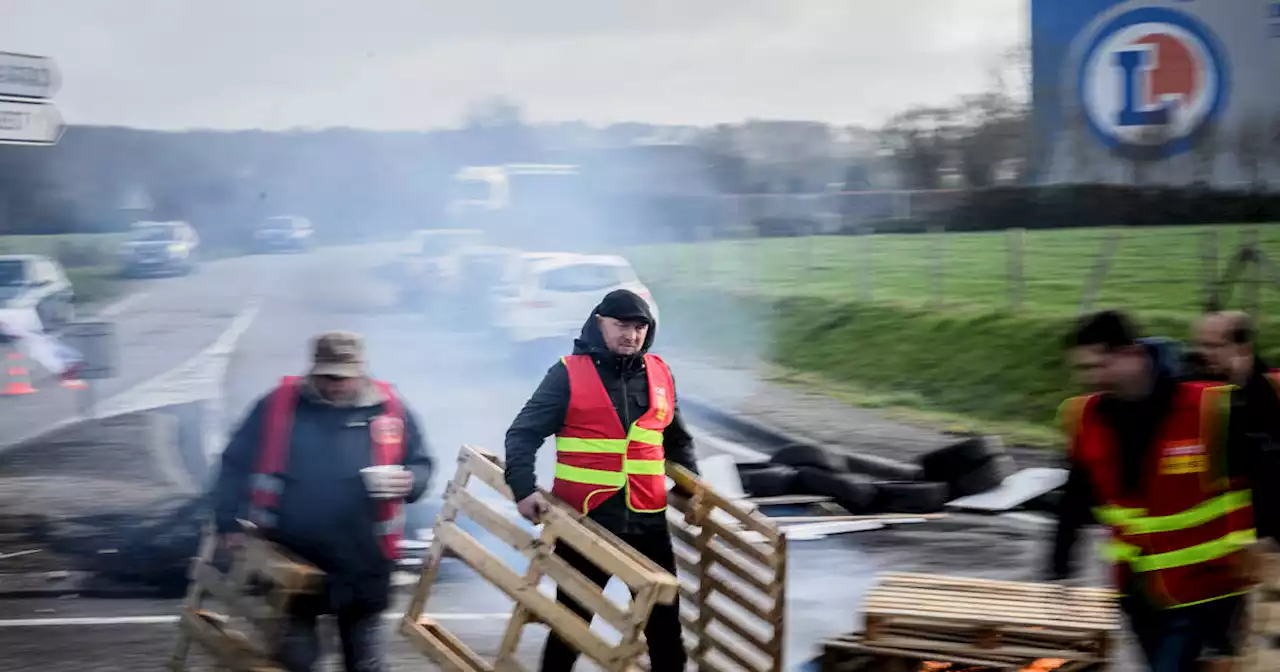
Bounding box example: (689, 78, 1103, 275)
(274, 595, 386, 672)
(1121, 593, 1245, 671)
(540, 527, 686, 672)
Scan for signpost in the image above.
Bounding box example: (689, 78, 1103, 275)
(0, 51, 62, 146)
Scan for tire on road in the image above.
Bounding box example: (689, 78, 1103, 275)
(947, 454, 1017, 500)
(792, 466, 877, 514)
(870, 481, 950, 514)
(769, 443, 846, 473)
(917, 436, 1003, 482)
(737, 464, 798, 498)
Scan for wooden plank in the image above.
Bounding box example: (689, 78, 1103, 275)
(402, 618, 492, 672)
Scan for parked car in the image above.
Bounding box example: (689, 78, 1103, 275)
(396, 228, 486, 309)
(119, 221, 201, 277)
(253, 215, 314, 253)
(0, 254, 75, 332)
(487, 252, 658, 358)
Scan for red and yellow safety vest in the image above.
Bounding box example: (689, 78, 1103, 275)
(552, 353, 675, 515)
(1060, 382, 1254, 608)
(248, 375, 407, 560)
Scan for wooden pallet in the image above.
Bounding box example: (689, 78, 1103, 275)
(667, 462, 787, 672)
(399, 445, 679, 672)
(819, 633, 1103, 671)
(169, 521, 325, 671)
(859, 572, 1118, 666)
(1241, 549, 1280, 671)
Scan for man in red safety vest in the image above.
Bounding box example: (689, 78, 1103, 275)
(1051, 310, 1260, 671)
(212, 331, 434, 672)
(504, 289, 700, 672)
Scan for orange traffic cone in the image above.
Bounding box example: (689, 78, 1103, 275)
(3, 350, 36, 396)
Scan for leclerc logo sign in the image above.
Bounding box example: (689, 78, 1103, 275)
(1075, 5, 1229, 158)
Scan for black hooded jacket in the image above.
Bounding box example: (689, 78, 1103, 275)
(503, 308, 699, 535)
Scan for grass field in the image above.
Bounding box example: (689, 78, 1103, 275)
(630, 224, 1280, 446)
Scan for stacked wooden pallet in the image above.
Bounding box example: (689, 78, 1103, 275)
(820, 572, 1118, 671)
(667, 462, 787, 672)
(169, 521, 326, 672)
(398, 445, 680, 672)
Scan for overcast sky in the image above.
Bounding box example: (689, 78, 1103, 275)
(0, 0, 1025, 131)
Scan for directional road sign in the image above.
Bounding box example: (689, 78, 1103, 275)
(0, 52, 59, 99)
(0, 98, 63, 145)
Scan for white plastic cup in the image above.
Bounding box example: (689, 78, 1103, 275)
(360, 464, 407, 500)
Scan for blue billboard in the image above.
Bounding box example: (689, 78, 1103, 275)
(1032, 0, 1279, 185)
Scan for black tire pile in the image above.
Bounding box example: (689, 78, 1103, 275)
(735, 437, 1015, 515)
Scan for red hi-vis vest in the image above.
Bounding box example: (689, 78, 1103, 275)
(1060, 382, 1255, 608)
(552, 353, 675, 515)
(248, 376, 407, 560)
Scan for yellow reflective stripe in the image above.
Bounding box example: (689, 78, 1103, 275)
(1101, 539, 1142, 563)
(1131, 529, 1256, 573)
(555, 437, 627, 454)
(625, 459, 665, 476)
(627, 425, 664, 446)
(1094, 505, 1147, 526)
(554, 463, 626, 487)
(1119, 491, 1251, 535)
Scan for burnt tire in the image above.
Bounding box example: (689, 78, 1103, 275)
(870, 481, 950, 514)
(738, 464, 799, 498)
(793, 466, 877, 514)
(948, 454, 1017, 499)
(770, 443, 846, 472)
(917, 436, 1004, 482)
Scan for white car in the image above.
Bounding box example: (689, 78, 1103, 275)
(488, 253, 659, 346)
(253, 215, 313, 253)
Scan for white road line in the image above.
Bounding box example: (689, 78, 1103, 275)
(94, 291, 150, 319)
(0, 612, 512, 628)
(690, 428, 770, 462)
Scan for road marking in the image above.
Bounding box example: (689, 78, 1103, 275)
(0, 611, 512, 628)
(94, 291, 150, 318)
(690, 428, 769, 462)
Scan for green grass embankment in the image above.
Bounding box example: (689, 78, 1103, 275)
(635, 225, 1280, 446)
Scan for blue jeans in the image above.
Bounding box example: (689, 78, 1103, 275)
(275, 598, 385, 672)
(1122, 593, 1245, 671)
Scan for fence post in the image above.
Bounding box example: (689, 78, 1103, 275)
(929, 225, 945, 307)
(1008, 228, 1026, 312)
(1079, 229, 1123, 315)
(859, 227, 874, 302)
(1200, 228, 1219, 311)
(1243, 226, 1261, 317)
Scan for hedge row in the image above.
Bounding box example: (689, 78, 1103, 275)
(942, 184, 1280, 233)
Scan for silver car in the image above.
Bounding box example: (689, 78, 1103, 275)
(120, 221, 201, 277)
(0, 254, 75, 333)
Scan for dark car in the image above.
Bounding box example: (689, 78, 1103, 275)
(0, 255, 76, 333)
(253, 216, 313, 253)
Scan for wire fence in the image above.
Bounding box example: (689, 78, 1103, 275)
(626, 224, 1280, 319)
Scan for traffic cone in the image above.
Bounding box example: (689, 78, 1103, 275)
(58, 360, 87, 390)
(3, 349, 36, 396)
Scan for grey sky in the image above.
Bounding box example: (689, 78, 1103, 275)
(1, 0, 1025, 131)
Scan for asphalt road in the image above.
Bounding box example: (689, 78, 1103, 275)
(0, 244, 1142, 671)
(0, 254, 274, 452)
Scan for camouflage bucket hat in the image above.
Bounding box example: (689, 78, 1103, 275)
(309, 331, 365, 378)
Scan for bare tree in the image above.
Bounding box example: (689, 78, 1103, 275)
(1235, 114, 1268, 188)
(878, 106, 958, 190)
(1190, 122, 1220, 186)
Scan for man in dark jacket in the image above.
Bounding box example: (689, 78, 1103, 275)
(212, 331, 434, 672)
(504, 289, 698, 672)
(1194, 310, 1280, 542)
(1049, 311, 1256, 670)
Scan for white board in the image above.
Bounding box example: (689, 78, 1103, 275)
(945, 467, 1069, 512)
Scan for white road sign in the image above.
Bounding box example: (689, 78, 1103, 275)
(0, 52, 59, 99)
(0, 99, 63, 145)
